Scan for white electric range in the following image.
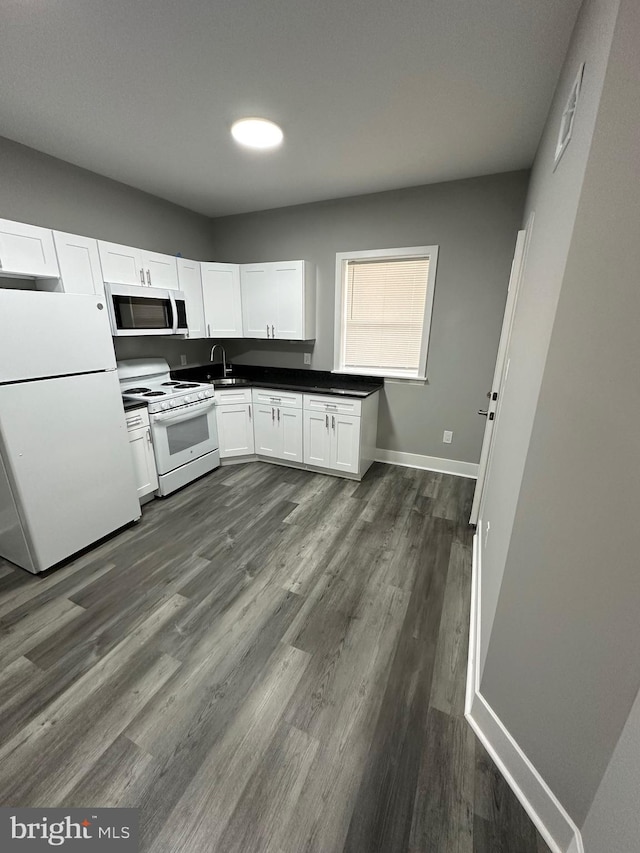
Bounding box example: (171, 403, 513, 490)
(118, 358, 219, 496)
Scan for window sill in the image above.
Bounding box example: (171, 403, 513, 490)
(332, 368, 427, 384)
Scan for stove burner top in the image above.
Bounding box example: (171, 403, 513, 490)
(175, 383, 199, 389)
(125, 387, 151, 394)
(161, 381, 180, 386)
(143, 391, 166, 397)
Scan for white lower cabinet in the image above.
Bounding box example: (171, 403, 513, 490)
(252, 388, 303, 463)
(125, 408, 158, 502)
(303, 392, 379, 479)
(215, 388, 254, 458)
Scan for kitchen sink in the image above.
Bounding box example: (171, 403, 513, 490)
(212, 377, 250, 386)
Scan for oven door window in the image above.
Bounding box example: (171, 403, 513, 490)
(113, 295, 172, 330)
(166, 413, 210, 455)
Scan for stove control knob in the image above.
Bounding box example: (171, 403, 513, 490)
(185, 394, 194, 403)
(198, 391, 205, 399)
(161, 401, 170, 410)
(170, 399, 178, 408)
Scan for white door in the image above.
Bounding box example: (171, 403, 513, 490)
(330, 413, 360, 475)
(202, 262, 243, 337)
(254, 404, 278, 457)
(304, 410, 331, 467)
(0, 371, 139, 572)
(98, 240, 144, 287)
(274, 260, 304, 339)
(240, 264, 272, 338)
(217, 404, 255, 458)
(0, 219, 59, 277)
(470, 222, 532, 524)
(142, 250, 179, 290)
(53, 231, 104, 296)
(177, 258, 205, 338)
(128, 424, 159, 498)
(280, 408, 303, 462)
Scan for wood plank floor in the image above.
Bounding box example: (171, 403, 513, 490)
(0, 462, 550, 853)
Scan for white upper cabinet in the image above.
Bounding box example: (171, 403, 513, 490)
(52, 231, 104, 296)
(0, 219, 60, 278)
(240, 261, 316, 341)
(98, 240, 145, 287)
(98, 241, 179, 290)
(201, 262, 243, 338)
(177, 258, 205, 338)
(239, 264, 271, 338)
(141, 250, 179, 290)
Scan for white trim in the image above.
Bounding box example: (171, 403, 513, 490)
(374, 448, 478, 479)
(333, 245, 439, 379)
(466, 530, 584, 853)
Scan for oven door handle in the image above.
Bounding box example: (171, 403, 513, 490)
(152, 400, 215, 425)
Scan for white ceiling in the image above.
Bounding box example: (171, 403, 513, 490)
(0, 0, 582, 217)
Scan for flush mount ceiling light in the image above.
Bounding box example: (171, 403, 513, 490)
(231, 117, 283, 150)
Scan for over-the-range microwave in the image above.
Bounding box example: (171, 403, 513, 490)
(105, 283, 188, 337)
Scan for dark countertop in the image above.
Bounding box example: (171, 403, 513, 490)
(171, 364, 383, 399)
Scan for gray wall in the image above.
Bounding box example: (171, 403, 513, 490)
(0, 136, 216, 367)
(477, 0, 620, 672)
(480, 0, 640, 834)
(211, 173, 528, 464)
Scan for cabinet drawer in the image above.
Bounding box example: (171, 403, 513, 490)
(251, 388, 302, 410)
(125, 408, 150, 430)
(215, 387, 253, 405)
(303, 394, 362, 417)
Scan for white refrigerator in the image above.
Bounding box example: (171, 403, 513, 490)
(0, 290, 141, 573)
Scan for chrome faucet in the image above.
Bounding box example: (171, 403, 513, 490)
(210, 344, 232, 377)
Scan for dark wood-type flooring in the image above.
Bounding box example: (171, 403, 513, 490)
(0, 462, 550, 852)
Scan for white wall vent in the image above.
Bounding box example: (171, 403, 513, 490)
(554, 63, 585, 170)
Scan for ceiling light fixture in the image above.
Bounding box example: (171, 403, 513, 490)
(231, 117, 283, 150)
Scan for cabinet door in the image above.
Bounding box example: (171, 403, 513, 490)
(330, 413, 361, 475)
(303, 410, 331, 468)
(53, 231, 104, 296)
(142, 250, 179, 290)
(98, 240, 144, 286)
(128, 425, 159, 499)
(201, 262, 243, 337)
(0, 219, 59, 277)
(216, 403, 255, 458)
(240, 264, 272, 338)
(274, 260, 304, 339)
(254, 404, 278, 457)
(279, 407, 303, 463)
(177, 258, 205, 338)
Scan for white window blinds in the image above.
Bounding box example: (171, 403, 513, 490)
(343, 256, 430, 374)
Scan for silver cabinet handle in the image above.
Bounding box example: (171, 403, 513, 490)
(277, 407, 280, 423)
(248, 404, 251, 421)
(325, 414, 328, 429)
(272, 324, 275, 338)
(207, 323, 211, 336)
(266, 324, 270, 338)
(478, 409, 488, 416)
(146, 269, 151, 286)
(139, 268, 145, 285)
(146, 428, 152, 443)
(272, 407, 275, 422)
(332, 415, 335, 430)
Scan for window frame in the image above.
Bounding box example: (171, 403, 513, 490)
(333, 245, 439, 381)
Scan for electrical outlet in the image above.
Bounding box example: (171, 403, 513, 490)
(303, 353, 311, 365)
(180, 354, 187, 366)
(443, 430, 453, 444)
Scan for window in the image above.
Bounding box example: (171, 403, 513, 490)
(334, 245, 438, 380)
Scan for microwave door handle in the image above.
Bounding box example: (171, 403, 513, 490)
(169, 293, 177, 334)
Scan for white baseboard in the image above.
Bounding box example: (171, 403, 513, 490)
(374, 448, 478, 479)
(466, 532, 583, 853)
